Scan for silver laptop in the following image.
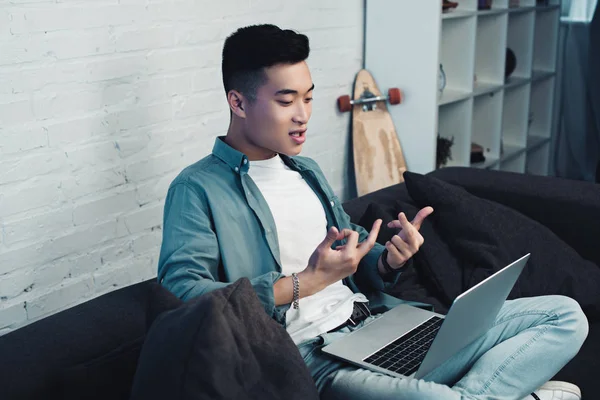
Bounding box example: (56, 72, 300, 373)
(322, 253, 530, 384)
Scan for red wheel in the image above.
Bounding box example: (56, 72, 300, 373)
(388, 88, 402, 105)
(337, 95, 352, 112)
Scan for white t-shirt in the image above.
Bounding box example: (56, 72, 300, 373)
(248, 155, 367, 345)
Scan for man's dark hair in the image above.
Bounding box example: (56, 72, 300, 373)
(222, 24, 310, 102)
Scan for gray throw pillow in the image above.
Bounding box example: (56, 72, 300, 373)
(130, 278, 319, 400)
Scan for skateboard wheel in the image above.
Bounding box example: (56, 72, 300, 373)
(388, 88, 402, 105)
(337, 95, 352, 112)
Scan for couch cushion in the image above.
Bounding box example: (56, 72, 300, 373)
(342, 180, 413, 225)
(55, 282, 181, 400)
(428, 167, 600, 267)
(145, 281, 183, 330)
(0, 280, 156, 400)
(130, 278, 319, 400)
(59, 335, 145, 400)
(0, 278, 185, 400)
(402, 171, 600, 320)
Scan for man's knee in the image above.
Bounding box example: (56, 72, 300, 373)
(551, 295, 589, 351)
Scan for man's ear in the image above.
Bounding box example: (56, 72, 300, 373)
(227, 90, 247, 118)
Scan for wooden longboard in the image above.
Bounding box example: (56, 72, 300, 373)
(350, 69, 407, 197)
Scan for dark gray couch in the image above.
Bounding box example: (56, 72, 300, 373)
(0, 167, 598, 399)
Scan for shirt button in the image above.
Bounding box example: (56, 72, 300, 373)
(234, 167, 239, 172)
(243, 159, 248, 164)
(330, 200, 335, 207)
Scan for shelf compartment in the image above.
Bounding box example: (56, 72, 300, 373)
(533, 7, 560, 72)
(526, 142, 551, 175)
(438, 98, 473, 167)
(446, 0, 506, 12)
(504, 75, 530, 89)
(473, 81, 504, 97)
(471, 143, 526, 170)
(531, 70, 555, 82)
(475, 12, 509, 86)
(472, 90, 504, 162)
(508, 6, 536, 14)
(535, 4, 560, 12)
(527, 134, 550, 150)
(438, 88, 472, 106)
(507, 10, 535, 79)
(472, 155, 500, 169)
(500, 153, 526, 173)
(442, 10, 477, 20)
(502, 83, 531, 147)
(440, 17, 477, 94)
(487, 0, 534, 9)
(529, 76, 555, 138)
(478, 9, 509, 16)
(501, 143, 527, 161)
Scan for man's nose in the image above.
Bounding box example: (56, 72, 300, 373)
(293, 103, 310, 124)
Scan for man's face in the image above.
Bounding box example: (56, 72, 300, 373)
(241, 61, 314, 160)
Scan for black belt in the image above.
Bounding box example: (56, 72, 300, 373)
(328, 301, 371, 333)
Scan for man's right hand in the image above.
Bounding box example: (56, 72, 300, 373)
(301, 219, 382, 296)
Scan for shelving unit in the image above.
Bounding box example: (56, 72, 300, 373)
(364, 0, 561, 176)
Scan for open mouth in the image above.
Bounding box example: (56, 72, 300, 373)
(289, 129, 306, 137)
(289, 129, 306, 144)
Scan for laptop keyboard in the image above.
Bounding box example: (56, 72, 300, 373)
(363, 316, 444, 376)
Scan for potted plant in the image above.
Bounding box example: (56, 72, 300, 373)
(436, 135, 454, 169)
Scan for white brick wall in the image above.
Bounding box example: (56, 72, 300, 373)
(0, 0, 363, 333)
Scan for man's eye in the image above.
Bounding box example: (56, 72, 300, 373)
(278, 100, 293, 105)
(305, 97, 313, 103)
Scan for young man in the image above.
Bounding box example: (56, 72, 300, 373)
(158, 24, 588, 400)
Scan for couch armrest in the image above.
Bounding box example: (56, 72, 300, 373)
(0, 279, 154, 400)
(428, 167, 600, 267)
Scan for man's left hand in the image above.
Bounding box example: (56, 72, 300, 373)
(384, 206, 434, 269)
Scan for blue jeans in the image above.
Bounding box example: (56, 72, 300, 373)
(297, 295, 588, 400)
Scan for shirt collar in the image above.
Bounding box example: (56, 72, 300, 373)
(212, 136, 249, 174)
(212, 136, 303, 174)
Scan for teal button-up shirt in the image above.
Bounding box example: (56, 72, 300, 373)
(158, 136, 415, 325)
